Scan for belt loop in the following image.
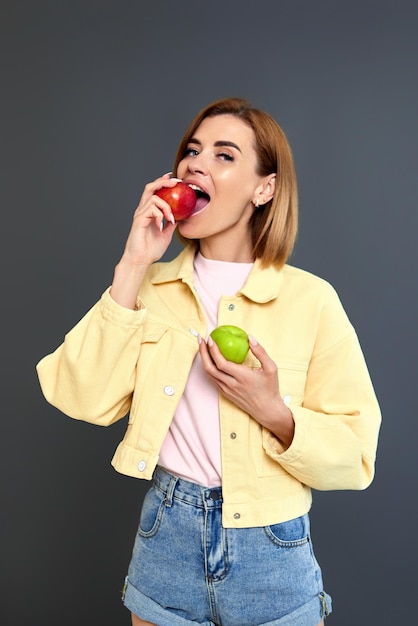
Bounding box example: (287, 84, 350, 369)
(164, 473, 178, 507)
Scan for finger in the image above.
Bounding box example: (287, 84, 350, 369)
(199, 337, 233, 382)
(150, 174, 183, 191)
(141, 175, 182, 206)
(152, 195, 176, 225)
(247, 335, 277, 374)
(198, 336, 217, 372)
(134, 195, 175, 227)
(132, 204, 168, 234)
(207, 336, 230, 371)
(157, 176, 183, 187)
(206, 336, 246, 378)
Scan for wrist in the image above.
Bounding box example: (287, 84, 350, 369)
(110, 259, 149, 310)
(263, 401, 295, 449)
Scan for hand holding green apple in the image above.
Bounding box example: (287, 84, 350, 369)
(209, 325, 249, 364)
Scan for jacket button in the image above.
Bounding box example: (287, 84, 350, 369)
(138, 460, 146, 472)
(228, 304, 235, 311)
(230, 432, 237, 439)
(164, 385, 175, 396)
(234, 512, 241, 520)
(189, 328, 199, 336)
(283, 395, 291, 405)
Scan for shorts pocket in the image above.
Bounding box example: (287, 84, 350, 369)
(137, 485, 166, 538)
(264, 513, 310, 548)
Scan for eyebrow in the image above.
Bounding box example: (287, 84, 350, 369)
(188, 138, 242, 153)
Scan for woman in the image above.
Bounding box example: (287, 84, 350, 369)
(37, 97, 381, 626)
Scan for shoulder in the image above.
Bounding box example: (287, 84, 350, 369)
(281, 263, 341, 302)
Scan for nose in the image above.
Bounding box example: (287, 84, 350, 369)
(187, 151, 208, 176)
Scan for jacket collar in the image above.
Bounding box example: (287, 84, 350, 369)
(150, 245, 284, 303)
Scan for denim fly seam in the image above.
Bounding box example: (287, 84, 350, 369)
(156, 468, 225, 624)
(203, 487, 226, 625)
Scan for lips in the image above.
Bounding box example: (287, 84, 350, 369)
(186, 183, 210, 215)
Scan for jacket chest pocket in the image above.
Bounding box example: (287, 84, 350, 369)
(141, 321, 170, 344)
(277, 364, 307, 408)
(128, 321, 169, 425)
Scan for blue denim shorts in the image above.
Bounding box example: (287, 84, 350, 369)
(122, 467, 332, 626)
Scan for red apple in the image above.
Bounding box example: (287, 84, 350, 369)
(155, 182, 196, 221)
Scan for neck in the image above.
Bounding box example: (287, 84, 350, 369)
(199, 243, 254, 263)
(199, 238, 254, 263)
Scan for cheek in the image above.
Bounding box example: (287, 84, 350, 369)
(218, 169, 255, 196)
(214, 173, 242, 198)
(175, 159, 188, 179)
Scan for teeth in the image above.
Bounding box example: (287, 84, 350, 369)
(188, 184, 205, 193)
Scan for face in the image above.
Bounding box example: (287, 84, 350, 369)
(176, 114, 272, 257)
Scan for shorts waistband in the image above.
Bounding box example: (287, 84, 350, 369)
(153, 466, 223, 509)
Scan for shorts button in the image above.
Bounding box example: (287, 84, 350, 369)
(209, 490, 221, 501)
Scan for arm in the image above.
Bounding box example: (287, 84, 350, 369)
(36, 173, 181, 423)
(199, 287, 381, 492)
(110, 173, 179, 309)
(36, 290, 146, 425)
(263, 330, 381, 491)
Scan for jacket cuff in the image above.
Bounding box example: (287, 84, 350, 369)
(100, 288, 147, 327)
(262, 406, 307, 463)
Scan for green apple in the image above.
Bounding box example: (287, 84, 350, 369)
(210, 325, 249, 364)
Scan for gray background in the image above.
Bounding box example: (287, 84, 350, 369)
(1, 1, 417, 624)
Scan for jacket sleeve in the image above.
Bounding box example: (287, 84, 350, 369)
(262, 288, 382, 491)
(36, 289, 146, 426)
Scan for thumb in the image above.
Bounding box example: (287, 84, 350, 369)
(248, 335, 277, 373)
(248, 334, 266, 360)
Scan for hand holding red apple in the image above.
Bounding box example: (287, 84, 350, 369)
(110, 173, 185, 309)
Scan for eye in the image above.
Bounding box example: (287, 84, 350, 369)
(183, 147, 199, 157)
(218, 152, 234, 162)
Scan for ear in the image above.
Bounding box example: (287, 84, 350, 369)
(253, 174, 276, 207)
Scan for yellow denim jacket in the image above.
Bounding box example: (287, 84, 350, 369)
(36, 245, 381, 528)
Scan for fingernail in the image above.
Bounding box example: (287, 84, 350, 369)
(170, 213, 175, 225)
(162, 171, 172, 177)
(248, 334, 258, 346)
(159, 222, 164, 232)
(208, 336, 214, 347)
(197, 334, 202, 345)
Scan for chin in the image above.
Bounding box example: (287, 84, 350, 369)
(177, 222, 199, 240)
(177, 209, 208, 237)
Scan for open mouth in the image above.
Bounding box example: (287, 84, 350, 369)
(188, 184, 210, 216)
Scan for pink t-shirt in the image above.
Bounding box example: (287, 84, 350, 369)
(158, 252, 253, 487)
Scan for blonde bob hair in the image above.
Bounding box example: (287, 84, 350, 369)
(173, 97, 298, 268)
